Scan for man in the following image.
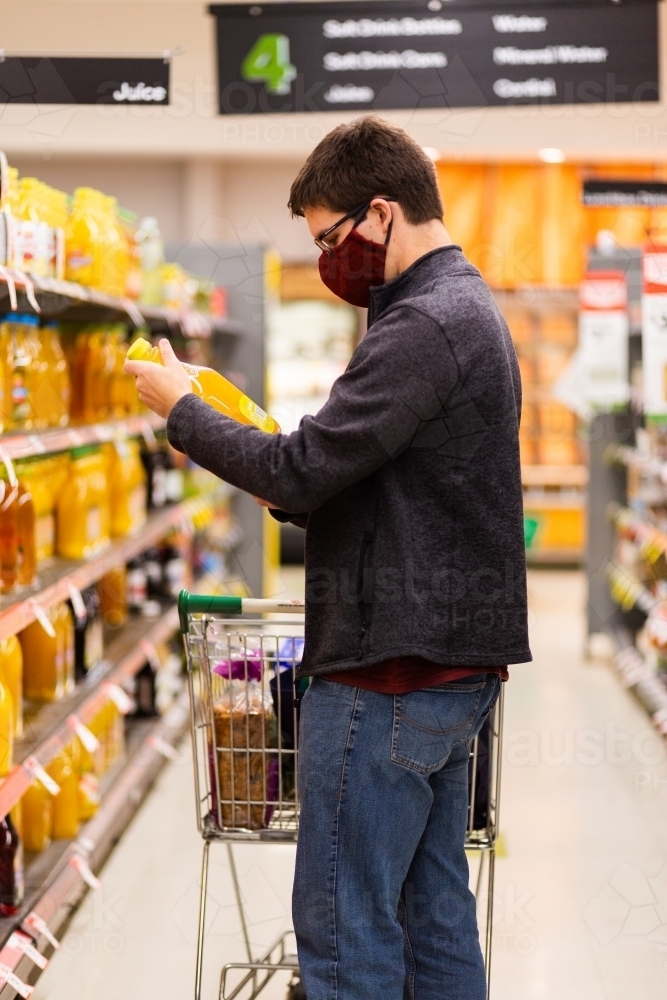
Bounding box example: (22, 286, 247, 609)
(126, 116, 530, 1000)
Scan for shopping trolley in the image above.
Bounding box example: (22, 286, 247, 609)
(179, 591, 505, 1000)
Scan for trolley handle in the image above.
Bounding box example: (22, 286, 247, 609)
(178, 589, 305, 632)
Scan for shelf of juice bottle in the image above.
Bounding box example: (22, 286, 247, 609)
(610, 629, 667, 736)
(607, 561, 659, 617)
(0, 689, 190, 997)
(0, 412, 167, 462)
(607, 503, 667, 565)
(0, 267, 244, 340)
(0, 502, 198, 644)
(0, 601, 183, 829)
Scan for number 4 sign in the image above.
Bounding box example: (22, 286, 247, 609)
(241, 34, 296, 95)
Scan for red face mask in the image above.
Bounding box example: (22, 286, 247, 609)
(318, 227, 391, 308)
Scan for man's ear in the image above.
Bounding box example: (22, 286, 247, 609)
(370, 198, 394, 234)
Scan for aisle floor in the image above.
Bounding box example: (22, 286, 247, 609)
(34, 570, 667, 999)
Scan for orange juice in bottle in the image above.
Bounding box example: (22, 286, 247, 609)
(126, 337, 280, 433)
(56, 446, 110, 559)
(2, 313, 39, 431)
(97, 566, 126, 627)
(47, 743, 79, 840)
(0, 675, 14, 776)
(21, 781, 52, 852)
(36, 322, 70, 427)
(20, 606, 63, 702)
(78, 771, 100, 821)
(0, 636, 23, 738)
(66, 187, 103, 288)
(0, 480, 19, 594)
(106, 439, 147, 537)
(56, 602, 75, 695)
(16, 481, 36, 588)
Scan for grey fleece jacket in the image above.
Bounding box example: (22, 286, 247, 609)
(167, 245, 531, 677)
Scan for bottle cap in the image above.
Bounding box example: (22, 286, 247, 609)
(126, 337, 153, 362)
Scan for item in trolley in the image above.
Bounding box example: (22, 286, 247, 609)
(210, 650, 276, 831)
(0, 812, 24, 916)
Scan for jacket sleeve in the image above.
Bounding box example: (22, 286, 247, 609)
(166, 305, 458, 513)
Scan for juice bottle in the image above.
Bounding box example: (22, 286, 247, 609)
(108, 327, 138, 417)
(0, 635, 23, 738)
(37, 322, 70, 427)
(97, 565, 126, 627)
(56, 602, 75, 695)
(20, 606, 63, 702)
(0, 813, 24, 915)
(22, 780, 53, 852)
(56, 446, 111, 559)
(106, 439, 147, 537)
(78, 772, 100, 821)
(2, 313, 39, 430)
(16, 481, 36, 587)
(47, 744, 79, 840)
(0, 675, 14, 775)
(66, 187, 104, 288)
(17, 455, 64, 564)
(102, 196, 128, 297)
(126, 337, 281, 433)
(14, 177, 49, 277)
(137, 217, 164, 305)
(0, 480, 19, 593)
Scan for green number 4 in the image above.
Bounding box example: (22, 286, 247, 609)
(241, 33, 297, 95)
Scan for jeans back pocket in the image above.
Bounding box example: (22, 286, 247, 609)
(391, 682, 485, 774)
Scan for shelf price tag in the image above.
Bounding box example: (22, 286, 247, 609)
(0, 962, 34, 997)
(29, 601, 56, 638)
(67, 584, 87, 622)
(67, 716, 101, 754)
(23, 756, 60, 796)
(69, 853, 102, 890)
(7, 932, 48, 970)
(146, 734, 181, 762)
(22, 912, 60, 951)
(103, 682, 134, 715)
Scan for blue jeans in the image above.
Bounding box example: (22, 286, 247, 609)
(293, 674, 501, 1000)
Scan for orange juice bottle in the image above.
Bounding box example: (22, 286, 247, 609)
(0, 675, 14, 776)
(16, 482, 36, 588)
(20, 607, 63, 702)
(126, 337, 280, 433)
(47, 744, 79, 840)
(78, 772, 100, 821)
(36, 322, 70, 427)
(66, 188, 104, 288)
(21, 781, 53, 852)
(2, 313, 39, 431)
(56, 446, 110, 559)
(56, 602, 75, 695)
(106, 439, 147, 537)
(0, 636, 23, 738)
(97, 566, 126, 627)
(0, 481, 19, 594)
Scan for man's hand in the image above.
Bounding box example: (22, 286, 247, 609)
(124, 338, 192, 419)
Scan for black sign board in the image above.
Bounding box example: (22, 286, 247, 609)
(0, 57, 170, 105)
(583, 179, 667, 208)
(209, 0, 658, 114)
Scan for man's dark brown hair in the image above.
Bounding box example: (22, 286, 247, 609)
(288, 116, 443, 225)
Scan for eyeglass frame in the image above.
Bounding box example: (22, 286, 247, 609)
(314, 197, 397, 253)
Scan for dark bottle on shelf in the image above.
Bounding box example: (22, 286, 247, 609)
(68, 585, 104, 681)
(144, 546, 164, 600)
(140, 446, 167, 510)
(134, 661, 158, 717)
(0, 813, 24, 917)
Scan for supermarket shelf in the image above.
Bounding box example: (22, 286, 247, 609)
(0, 412, 166, 462)
(610, 633, 667, 737)
(0, 690, 190, 997)
(0, 603, 182, 823)
(608, 503, 667, 562)
(0, 267, 242, 340)
(0, 503, 193, 643)
(522, 465, 588, 488)
(607, 561, 657, 617)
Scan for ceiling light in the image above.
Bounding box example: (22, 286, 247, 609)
(538, 147, 565, 164)
(422, 146, 441, 162)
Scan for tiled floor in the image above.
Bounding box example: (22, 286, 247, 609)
(34, 569, 667, 999)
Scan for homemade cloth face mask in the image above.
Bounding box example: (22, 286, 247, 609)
(318, 218, 393, 307)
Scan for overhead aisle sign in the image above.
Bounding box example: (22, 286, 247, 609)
(0, 58, 170, 105)
(209, 0, 659, 114)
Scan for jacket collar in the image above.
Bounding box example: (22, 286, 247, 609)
(368, 244, 467, 325)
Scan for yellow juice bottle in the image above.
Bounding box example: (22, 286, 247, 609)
(14, 177, 49, 277)
(36, 322, 70, 428)
(0, 675, 14, 775)
(16, 481, 36, 588)
(56, 446, 110, 559)
(66, 187, 104, 288)
(106, 439, 147, 537)
(2, 313, 39, 431)
(78, 771, 100, 821)
(97, 566, 127, 627)
(47, 744, 79, 840)
(0, 636, 23, 738)
(20, 606, 63, 702)
(56, 602, 75, 696)
(21, 781, 52, 852)
(126, 337, 280, 433)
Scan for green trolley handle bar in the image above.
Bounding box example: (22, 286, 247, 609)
(178, 589, 305, 632)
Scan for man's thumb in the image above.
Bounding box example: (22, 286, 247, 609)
(159, 338, 179, 367)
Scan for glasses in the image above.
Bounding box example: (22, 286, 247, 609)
(314, 197, 396, 253)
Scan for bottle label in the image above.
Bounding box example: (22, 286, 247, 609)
(86, 618, 104, 669)
(239, 394, 272, 431)
(86, 505, 101, 543)
(66, 246, 94, 271)
(11, 376, 30, 423)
